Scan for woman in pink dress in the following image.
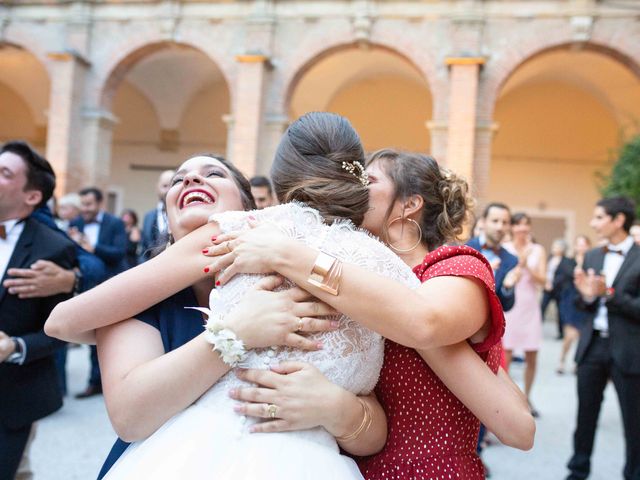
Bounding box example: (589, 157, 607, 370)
(503, 212, 547, 415)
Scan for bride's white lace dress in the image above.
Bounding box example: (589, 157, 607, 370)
(104, 203, 419, 480)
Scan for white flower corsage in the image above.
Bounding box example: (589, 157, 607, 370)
(188, 307, 248, 367)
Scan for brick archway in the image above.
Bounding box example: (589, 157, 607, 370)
(98, 41, 233, 111)
(277, 22, 439, 116)
(480, 39, 640, 123)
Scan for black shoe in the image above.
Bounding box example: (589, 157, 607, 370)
(528, 401, 540, 418)
(75, 384, 102, 399)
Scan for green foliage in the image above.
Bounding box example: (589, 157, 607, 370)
(600, 135, 640, 217)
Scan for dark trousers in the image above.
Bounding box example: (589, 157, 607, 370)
(0, 423, 31, 480)
(54, 345, 68, 395)
(541, 290, 563, 338)
(567, 335, 640, 480)
(89, 345, 101, 387)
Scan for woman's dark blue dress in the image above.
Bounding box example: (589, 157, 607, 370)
(97, 288, 204, 479)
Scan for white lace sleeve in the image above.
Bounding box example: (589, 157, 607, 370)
(208, 203, 419, 395)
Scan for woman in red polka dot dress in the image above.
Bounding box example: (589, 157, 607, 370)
(212, 150, 535, 479)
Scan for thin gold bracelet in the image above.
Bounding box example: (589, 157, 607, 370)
(336, 398, 373, 442)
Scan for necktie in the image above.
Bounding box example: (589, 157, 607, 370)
(603, 246, 624, 256)
(0, 224, 6, 240)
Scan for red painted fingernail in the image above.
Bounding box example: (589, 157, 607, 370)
(204, 267, 210, 273)
(202, 248, 209, 254)
(215, 280, 221, 286)
(316, 342, 323, 349)
(211, 236, 217, 242)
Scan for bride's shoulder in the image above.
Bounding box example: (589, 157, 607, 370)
(208, 202, 325, 235)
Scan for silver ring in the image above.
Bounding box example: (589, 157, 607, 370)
(297, 318, 304, 332)
(267, 404, 278, 419)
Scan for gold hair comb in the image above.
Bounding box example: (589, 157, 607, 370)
(341, 161, 370, 187)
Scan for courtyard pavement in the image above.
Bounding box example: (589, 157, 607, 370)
(30, 321, 625, 479)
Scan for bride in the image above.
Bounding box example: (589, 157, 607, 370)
(48, 112, 418, 479)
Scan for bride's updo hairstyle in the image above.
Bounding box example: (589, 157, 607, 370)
(368, 149, 474, 251)
(270, 112, 369, 226)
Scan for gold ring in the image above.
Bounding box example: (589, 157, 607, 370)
(297, 318, 304, 332)
(267, 404, 278, 419)
(225, 241, 233, 254)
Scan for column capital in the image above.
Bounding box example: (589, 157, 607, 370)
(265, 113, 289, 127)
(82, 108, 119, 128)
(47, 49, 91, 68)
(445, 56, 486, 67)
(235, 53, 271, 66)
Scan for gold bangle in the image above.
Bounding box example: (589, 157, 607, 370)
(308, 252, 340, 295)
(336, 398, 372, 442)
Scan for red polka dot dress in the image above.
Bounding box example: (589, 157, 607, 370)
(358, 245, 505, 480)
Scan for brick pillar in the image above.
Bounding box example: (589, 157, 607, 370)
(444, 57, 485, 189)
(82, 108, 118, 190)
(45, 50, 90, 195)
(473, 121, 499, 205)
(228, 54, 270, 176)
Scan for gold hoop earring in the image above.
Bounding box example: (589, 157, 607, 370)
(387, 216, 422, 253)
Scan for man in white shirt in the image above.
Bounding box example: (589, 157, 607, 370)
(567, 196, 640, 480)
(0, 141, 76, 479)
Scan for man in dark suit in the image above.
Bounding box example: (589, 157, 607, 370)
(70, 186, 127, 398)
(140, 169, 174, 261)
(467, 202, 520, 312)
(567, 196, 640, 480)
(0, 141, 77, 479)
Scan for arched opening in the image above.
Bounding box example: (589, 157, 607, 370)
(288, 47, 432, 153)
(104, 44, 230, 215)
(0, 44, 49, 148)
(489, 47, 640, 249)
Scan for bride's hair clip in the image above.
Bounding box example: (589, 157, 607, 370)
(341, 161, 370, 187)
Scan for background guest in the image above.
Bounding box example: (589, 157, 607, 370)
(140, 170, 174, 262)
(567, 196, 640, 480)
(630, 223, 640, 245)
(121, 209, 141, 269)
(249, 175, 276, 209)
(556, 235, 591, 375)
(0, 141, 77, 480)
(468, 202, 520, 311)
(503, 212, 547, 417)
(542, 239, 572, 339)
(70, 187, 127, 399)
(55, 193, 82, 232)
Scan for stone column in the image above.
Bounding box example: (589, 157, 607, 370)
(81, 108, 118, 190)
(257, 113, 289, 174)
(444, 57, 484, 189)
(45, 50, 90, 195)
(228, 54, 270, 176)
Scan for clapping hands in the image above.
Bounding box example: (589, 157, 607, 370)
(574, 268, 607, 299)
